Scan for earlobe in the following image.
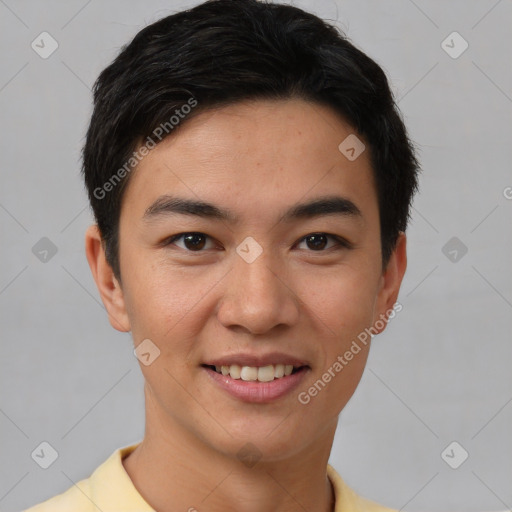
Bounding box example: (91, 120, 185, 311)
(84, 224, 131, 332)
(373, 233, 407, 334)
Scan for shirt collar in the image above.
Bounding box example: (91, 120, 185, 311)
(88, 444, 153, 511)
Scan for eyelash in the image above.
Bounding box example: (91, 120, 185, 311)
(163, 232, 352, 253)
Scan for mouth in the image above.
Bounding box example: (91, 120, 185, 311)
(201, 362, 310, 403)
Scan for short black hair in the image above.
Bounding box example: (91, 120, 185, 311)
(82, 0, 419, 281)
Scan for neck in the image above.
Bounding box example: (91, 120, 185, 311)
(122, 389, 337, 512)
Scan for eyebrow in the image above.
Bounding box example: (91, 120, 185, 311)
(143, 194, 363, 225)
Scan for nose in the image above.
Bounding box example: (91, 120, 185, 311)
(216, 249, 300, 335)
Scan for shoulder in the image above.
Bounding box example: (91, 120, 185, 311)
(23, 477, 92, 512)
(23, 444, 146, 512)
(327, 464, 397, 512)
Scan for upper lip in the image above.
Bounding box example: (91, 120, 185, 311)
(204, 352, 309, 368)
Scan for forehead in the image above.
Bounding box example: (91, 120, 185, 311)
(120, 98, 377, 224)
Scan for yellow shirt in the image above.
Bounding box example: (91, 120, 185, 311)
(24, 444, 396, 512)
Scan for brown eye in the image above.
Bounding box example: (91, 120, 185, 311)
(166, 232, 215, 251)
(304, 233, 328, 250)
(296, 233, 349, 251)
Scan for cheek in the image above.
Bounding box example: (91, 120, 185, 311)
(122, 261, 219, 352)
(301, 267, 379, 340)
(296, 267, 378, 409)
(299, 276, 374, 416)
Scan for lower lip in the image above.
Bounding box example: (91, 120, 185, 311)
(202, 366, 309, 403)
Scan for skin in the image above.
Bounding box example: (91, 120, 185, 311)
(85, 98, 407, 512)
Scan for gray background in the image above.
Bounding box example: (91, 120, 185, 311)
(0, 1, 511, 511)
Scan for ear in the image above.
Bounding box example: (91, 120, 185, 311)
(372, 232, 407, 334)
(85, 224, 131, 332)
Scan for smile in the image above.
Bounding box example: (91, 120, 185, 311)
(201, 363, 310, 403)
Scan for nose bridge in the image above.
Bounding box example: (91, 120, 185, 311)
(217, 244, 299, 333)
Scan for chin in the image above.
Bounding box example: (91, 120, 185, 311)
(203, 417, 314, 462)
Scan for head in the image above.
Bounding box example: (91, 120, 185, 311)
(84, 0, 419, 462)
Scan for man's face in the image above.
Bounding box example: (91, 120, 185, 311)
(91, 99, 405, 460)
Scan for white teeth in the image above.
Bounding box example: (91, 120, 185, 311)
(229, 364, 241, 379)
(257, 365, 275, 382)
(213, 363, 301, 381)
(240, 366, 258, 381)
